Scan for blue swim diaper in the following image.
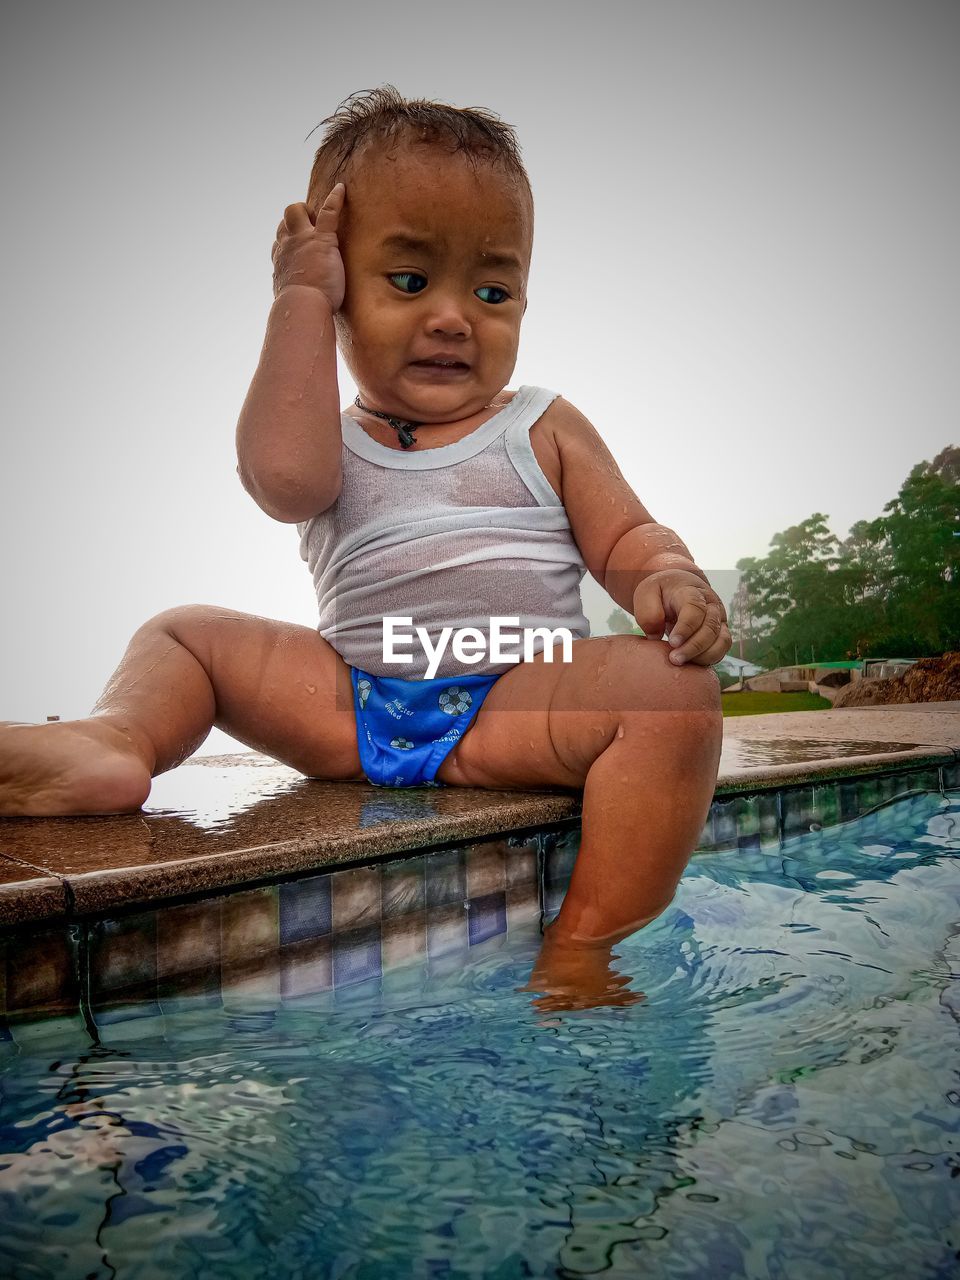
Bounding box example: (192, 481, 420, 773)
(350, 667, 502, 788)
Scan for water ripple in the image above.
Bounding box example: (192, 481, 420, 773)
(1, 796, 959, 1278)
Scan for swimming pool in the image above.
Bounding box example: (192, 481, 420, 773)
(1, 782, 958, 1278)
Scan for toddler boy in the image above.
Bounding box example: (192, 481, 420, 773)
(0, 88, 728, 1002)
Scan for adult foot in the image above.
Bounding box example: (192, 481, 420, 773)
(0, 719, 154, 817)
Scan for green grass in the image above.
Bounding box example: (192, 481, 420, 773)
(721, 690, 833, 717)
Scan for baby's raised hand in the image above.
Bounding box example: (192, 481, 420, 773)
(632, 570, 731, 667)
(271, 183, 346, 311)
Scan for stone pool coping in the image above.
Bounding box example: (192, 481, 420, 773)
(1, 703, 958, 928)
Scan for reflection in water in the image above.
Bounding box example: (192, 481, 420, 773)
(141, 759, 304, 829)
(0, 764, 455, 874)
(720, 736, 924, 770)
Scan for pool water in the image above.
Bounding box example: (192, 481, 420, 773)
(1, 792, 959, 1279)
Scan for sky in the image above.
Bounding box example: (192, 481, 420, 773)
(1, 0, 957, 750)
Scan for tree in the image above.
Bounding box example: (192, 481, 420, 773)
(606, 607, 638, 634)
(733, 447, 960, 661)
(876, 446, 960, 653)
(735, 514, 842, 664)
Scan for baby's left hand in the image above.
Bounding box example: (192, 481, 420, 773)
(632, 570, 731, 667)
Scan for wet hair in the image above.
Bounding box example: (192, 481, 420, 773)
(304, 85, 532, 215)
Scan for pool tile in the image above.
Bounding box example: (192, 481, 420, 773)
(781, 786, 818, 838)
(425, 849, 466, 908)
(382, 911, 427, 969)
(507, 832, 541, 855)
(856, 776, 882, 814)
(506, 846, 538, 888)
(156, 899, 222, 1000)
(332, 926, 382, 987)
(220, 889, 280, 1010)
(893, 769, 934, 798)
(709, 800, 738, 850)
(813, 783, 840, 829)
(279, 875, 332, 943)
(543, 829, 579, 885)
(839, 780, 862, 821)
(506, 881, 541, 930)
(731, 795, 761, 845)
(428, 950, 468, 981)
(333, 974, 384, 1009)
(6, 1012, 89, 1053)
(542, 881, 567, 918)
(89, 913, 158, 1013)
(910, 767, 943, 793)
(877, 774, 901, 806)
(221, 887, 279, 962)
(381, 963, 427, 1001)
(156, 979, 222, 1012)
(279, 936, 333, 999)
(5, 927, 78, 1018)
(381, 858, 426, 919)
(220, 957, 282, 1009)
(758, 792, 780, 844)
(427, 902, 468, 956)
(467, 891, 507, 946)
(466, 842, 507, 898)
(943, 760, 960, 790)
(331, 865, 382, 931)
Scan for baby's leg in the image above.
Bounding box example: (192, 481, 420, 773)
(0, 605, 364, 817)
(437, 636, 722, 943)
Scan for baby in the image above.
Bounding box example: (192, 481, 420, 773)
(0, 88, 728, 996)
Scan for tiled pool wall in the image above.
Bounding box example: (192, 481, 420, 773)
(0, 832, 548, 1031)
(2, 762, 958, 1031)
(711, 761, 957, 848)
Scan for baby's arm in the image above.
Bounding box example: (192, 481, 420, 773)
(550, 399, 731, 666)
(235, 185, 347, 522)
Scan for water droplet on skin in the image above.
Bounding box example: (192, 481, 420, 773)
(616, 725, 625, 739)
(306, 684, 316, 694)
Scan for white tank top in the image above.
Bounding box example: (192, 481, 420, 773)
(297, 385, 590, 678)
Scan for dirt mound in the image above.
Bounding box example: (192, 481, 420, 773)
(833, 652, 960, 708)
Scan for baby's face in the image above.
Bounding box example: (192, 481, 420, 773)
(333, 140, 532, 423)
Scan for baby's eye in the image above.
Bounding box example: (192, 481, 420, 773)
(388, 272, 428, 294)
(476, 285, 510, 305)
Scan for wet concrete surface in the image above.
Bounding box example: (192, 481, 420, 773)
(719, 737, 928, 769)
(721, 702, 960, 744)
(0, 703, 957, 924)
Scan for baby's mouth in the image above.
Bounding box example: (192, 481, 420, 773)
(410, 359, 470, 370)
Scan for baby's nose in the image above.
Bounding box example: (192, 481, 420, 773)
(424, 296, 472, 337)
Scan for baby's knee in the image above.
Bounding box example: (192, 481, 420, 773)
(129, 604, 240, 667)
(598, 635, 721, 716)
(143, 604, 231, 637)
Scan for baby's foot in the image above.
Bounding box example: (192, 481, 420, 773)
(0, 719, 153, 817)
(522, 926, 645, 1013)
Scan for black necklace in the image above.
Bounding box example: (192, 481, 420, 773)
(354, 396, 421, 449)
